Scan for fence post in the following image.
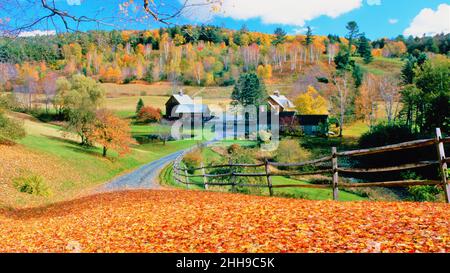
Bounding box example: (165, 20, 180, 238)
(201, 162, 208, 190)
(435, 128, 450, 203)
(265, 158, 274, 197)
(174, 163, 178, 184)
(332, 147, 339, 201)
(229, 158, 237, 193)
(184, 168, 190, 189)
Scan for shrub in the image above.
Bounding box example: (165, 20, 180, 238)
(183, 149, 203, 174)
(221, 78, 236, 86)
(0, 112, 26, 144)
(357, 123, 432, 170)
(274, 139, 311, 166)
(257, 130, 272, 143)
(123, 75, 137, 84)
(408, 186, 441, 202)
(402, 171, 442, 202)
(137, 106, 162, 123)
(227, 144, 242, 154)
(13, 175, 52, 197)
(359, 123, 420, 148)
(280, 117, 304, 137)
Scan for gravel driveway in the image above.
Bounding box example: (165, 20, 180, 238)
(101, 139, 218, 191)
(101, 150, 183, 191)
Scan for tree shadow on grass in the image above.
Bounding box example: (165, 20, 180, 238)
(43, 135, 105, 158)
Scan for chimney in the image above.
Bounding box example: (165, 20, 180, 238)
(178, 89, 183, 96)
(274, 90, 280, 97)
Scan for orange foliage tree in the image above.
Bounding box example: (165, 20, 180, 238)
(87, 110, 135, 157)
(137, 106, 162, 123)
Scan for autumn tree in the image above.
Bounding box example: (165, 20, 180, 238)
(356, 73, 378, 127)
(0, 95, 26, 144)
(41, 72, 58, 113)
(55, 75, 105, 145)
(257, 64, 272, 80)
(294, 86, 328, 115)
(331, 72, 353, 137)
(377, 75, 401, 125)
(137, 106, 162, 123)
(2, 1, 222, 36)
(87, 109, 135, 157)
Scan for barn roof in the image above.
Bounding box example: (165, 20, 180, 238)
(268, 91, 295, 110)
(172, 93, 194, 105)
(173, 104, 210, 114)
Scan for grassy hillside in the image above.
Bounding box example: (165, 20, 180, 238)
(1, 115, 198, 208)
(353, 56, 404, 76)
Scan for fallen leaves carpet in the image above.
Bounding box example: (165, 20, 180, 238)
(0, 190, 448, 253)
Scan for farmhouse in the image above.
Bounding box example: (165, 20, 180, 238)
(165, 90, 211, 120)
(267, 91, 328, 135)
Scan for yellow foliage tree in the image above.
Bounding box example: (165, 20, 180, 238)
(264, 64, 272, 80)
(257, 64, 272, 80)
(205, 72, 215, 86)
(294, 86, 328, 115)
(257, 65, 265, 78)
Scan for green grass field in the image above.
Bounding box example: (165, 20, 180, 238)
(353, 56, 404, 76)
(13, 117, 198, 201)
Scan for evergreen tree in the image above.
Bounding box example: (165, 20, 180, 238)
(272, 28, 287, 46)
(305, 26, 314, 45)
(136, 98, 145, 114)
(352, 64, 363, 88)
(358, 35, 373, 64)
(345, 21, 360, 54)
(231, 73, 267, 106)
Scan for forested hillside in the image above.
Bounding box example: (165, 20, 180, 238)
(1, 26, 448, 88)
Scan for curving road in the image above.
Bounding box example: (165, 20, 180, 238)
(101, 139, 220, 191)
(101, 150, 183, 191)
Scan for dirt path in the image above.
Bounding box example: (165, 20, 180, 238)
(101, 150, 183, 191)
(101, 139, 218, 191)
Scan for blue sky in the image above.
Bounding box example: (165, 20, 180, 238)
(12, 0, 450, 39)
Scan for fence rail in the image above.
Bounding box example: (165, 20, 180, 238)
(172, 128, 450, 203)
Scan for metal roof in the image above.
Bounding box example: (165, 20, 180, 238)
(173, 104, 210, 114)
(172, 94, 194, 105)
(269, 92, 295, 109)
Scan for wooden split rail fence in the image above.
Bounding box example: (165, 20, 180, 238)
(173, 128, 450, 203)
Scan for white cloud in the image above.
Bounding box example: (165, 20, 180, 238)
(404, 4, 450, 37)
(292, 26, 316, 35)
(367, 0, 381, 6)
(388, 18, 399, 24)
(18, 30, 56, 37)
(186, 0, 363, 27)
(67, 0, 81, 5)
